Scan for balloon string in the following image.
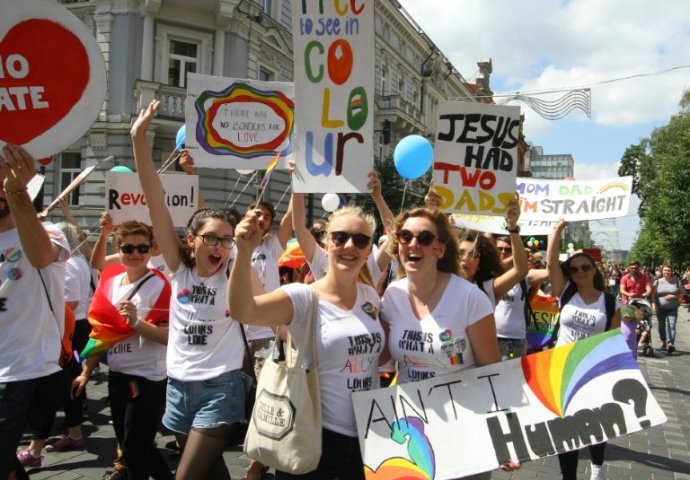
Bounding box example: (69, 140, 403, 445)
(157, 150, 182, 174)
(399, 181, 409, 212)
(274, 183, 292, 211)
(222, 175, 243, 208)
(228, 170, 260, 209)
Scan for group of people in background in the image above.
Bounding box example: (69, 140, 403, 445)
(1, 98, 686, 480)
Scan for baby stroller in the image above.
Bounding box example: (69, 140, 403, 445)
(629, 298, 654, 357)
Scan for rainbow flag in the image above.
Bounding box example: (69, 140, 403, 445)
(259, 152, 281, 188)
(80, 264, 171, 359)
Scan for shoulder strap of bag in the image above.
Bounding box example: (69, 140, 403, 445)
(553, 283, 578, 341)
(126, 272, 156, 301)
(604, 292, 616, 331)
(239, 323, 257, 381)
(287, 286, 320, 368)
(521, 278, 533, 328)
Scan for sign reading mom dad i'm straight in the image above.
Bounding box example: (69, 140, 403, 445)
(433, 102, 521, 216)
(353, 331, 666, 479)
(291, 1, 374, 193)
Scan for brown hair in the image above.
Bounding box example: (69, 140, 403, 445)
(114, 221, 153, 246)
(181, 208, 237, 268)
(456, 229, 505, 283)
(388, 208, 461, 276)
(562, 252, 606, 291)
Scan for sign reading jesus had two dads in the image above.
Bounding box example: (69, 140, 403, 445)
(353, 331, 666, 479)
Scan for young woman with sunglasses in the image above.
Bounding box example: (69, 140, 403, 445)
(73, 221, 173, 479)
(382, 208, 519, 479)
(132, 99, 250, 479)
(547, 219, 621, 480)
(229, 206, 385, 479)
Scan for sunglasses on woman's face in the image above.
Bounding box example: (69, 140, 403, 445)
(497, 246, 512, 254)
(569, 263, 593, 274)
(330, 231, 371, 249)
(120, 244, 151, 254)
(397, 229, 436, 246)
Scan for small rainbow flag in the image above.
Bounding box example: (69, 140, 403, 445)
(80, 264, 171, 359)
(259, 152, 281, 188)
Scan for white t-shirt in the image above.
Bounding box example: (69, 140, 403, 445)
(148, 254, 169, 274)
(246, 235, 283, 341)
(383, 275, 494, 384)
(167, 262, 244, 381)
(0, 222, 70, 382)
(105, 272, 168, 381)
(64, 255, 92, 320)
(494, 278, 529, 339)
(309, 246, 383, 285)
(283, 282, 384, 437)
(556, 288, 620, 346)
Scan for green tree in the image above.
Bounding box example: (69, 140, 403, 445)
(626, 89, 690, 266)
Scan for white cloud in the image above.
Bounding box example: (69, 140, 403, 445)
(398, 0, 690, 127)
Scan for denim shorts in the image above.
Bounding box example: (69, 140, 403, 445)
(163, 369, 245, 434)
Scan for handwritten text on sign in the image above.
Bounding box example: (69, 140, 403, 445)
(291, 0, 374, 193)
(353, 331, 666, 479)
(432, 102, 521, 216)
(185, 74, 295, 169)
(106, 172, 198, 228)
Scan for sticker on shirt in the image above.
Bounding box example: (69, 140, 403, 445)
(361, 301, 378, 320)
(439, 328, 466, 365)
(1, 248, 22, 263)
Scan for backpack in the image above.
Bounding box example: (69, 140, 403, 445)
(552, 284, 616, 341)
(476, 277, 531, 327)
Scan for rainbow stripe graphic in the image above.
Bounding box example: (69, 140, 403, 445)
(521, 330, 638, 417)
(259, 152, 281, 188)
(365, 416, 435, 480)
(194, 82, 294, 159)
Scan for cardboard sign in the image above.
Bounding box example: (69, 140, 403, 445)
(185, 74, 295, 170)
(451, 176, 634, 235)
(291, 1, 375, 193)
(353, 331, 666, 479)
(106, 172, 199, 228)
(433, 102, 521, 216)
(0, 0, 107, 158)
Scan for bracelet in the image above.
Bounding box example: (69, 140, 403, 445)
(4, 188, 27, 195)
(507, 226, 520, 234)
(131, 317, 141, 328)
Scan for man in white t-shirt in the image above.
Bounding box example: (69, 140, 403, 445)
(0, 145, 70, 479)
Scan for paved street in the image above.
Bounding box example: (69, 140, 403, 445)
(18, 308, 690, 479)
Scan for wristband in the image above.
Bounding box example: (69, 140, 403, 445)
(131, 317, 141, 328)
(4, 188, 27, 195)
(507, 226, 520, 234)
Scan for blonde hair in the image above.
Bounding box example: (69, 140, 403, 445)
(325, 206, 377, 287)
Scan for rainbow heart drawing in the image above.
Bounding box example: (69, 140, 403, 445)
(521, 329, 638, 417)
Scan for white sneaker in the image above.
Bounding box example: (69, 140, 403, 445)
(590, 463, 605, 480)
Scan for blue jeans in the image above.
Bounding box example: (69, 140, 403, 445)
(657, 307, 678, 344)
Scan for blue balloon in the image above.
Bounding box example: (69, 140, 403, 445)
(393, 135, 433, 180)
(175, 125, 186, 151)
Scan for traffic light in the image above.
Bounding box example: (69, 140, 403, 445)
(382, 119, 391, 145)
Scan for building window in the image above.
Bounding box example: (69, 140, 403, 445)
(59, 152, 82, 207)
(261, 0, 273, 16)
(168, 39, 198, 88)
(156, 25, 212, 88)
(258, 66, 275, 81)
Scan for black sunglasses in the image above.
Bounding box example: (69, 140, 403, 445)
(120, 244, 151, 254)
(196, 234, 235, 249)
(330, 231, 371, 249)
(569, 264, 593, 274)
(497, 246, 513, 253)
(397, 229, 436, 247)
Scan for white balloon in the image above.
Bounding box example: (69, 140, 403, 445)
(321, 193, 340, 212)
(236, 169, 254, 175)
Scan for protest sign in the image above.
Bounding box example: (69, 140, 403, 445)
(0, 0, 107, 158)
(185, 74, 295, 170)
(433, 102, 521, 215)
(353, 330, 666, 479)
(106, 172, 198, 228)
(291, 1, 375, 193)
(451, 176, 634, 235)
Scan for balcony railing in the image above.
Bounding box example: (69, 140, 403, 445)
(133, 80, 186, 120)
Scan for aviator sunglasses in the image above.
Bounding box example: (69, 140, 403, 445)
(330, 231, 371, 249)
(397, 229, 436, 247)
(569, 263, 593, 274)
(120, 244, 151, 254)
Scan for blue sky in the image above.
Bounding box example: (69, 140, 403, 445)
(399, 0, 690, 249)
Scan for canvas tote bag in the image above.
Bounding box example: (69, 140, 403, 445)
(244, 287, 322, 474)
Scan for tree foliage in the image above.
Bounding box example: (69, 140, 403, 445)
(625, 89, 690, 267)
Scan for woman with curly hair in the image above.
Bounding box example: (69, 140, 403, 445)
(381, 207, 519, 478)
